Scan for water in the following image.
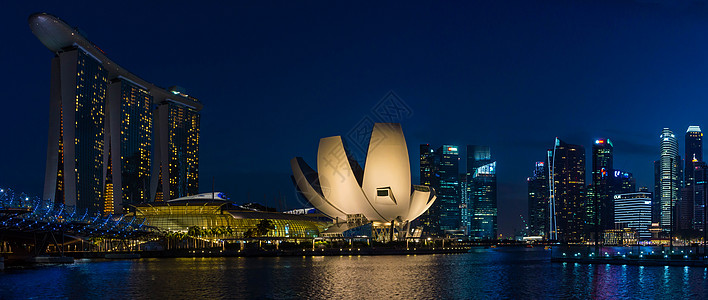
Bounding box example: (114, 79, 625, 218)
(1, 248, 707, 299)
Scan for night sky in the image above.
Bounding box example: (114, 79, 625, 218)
(3, 1, 708, 236)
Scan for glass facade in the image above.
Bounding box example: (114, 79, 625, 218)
(591, 139, 614, 231)
(418, 144, 438, 233)
(549, 138, 586, 242)
(165, 102, 200, 199)
(614, 192, 652, 239)
(685, 126, 702, 188)
(128, 202, 327, 238)
(527, 161, 548, 237)
(468, 145, 497, 240)
(656, 128, 681, 228)
(118, 80, 153, 206)
(74, 50, 108, 212)
(437, 145, 460, 233)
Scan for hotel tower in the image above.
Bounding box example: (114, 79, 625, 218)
(29, 13, 203, 214)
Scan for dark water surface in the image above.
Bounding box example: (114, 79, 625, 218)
(1, 248, 708, 299)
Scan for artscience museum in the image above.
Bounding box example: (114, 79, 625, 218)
(291, 123, 436, 240)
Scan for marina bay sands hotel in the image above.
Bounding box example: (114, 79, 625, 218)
(29, 13, 203, 215)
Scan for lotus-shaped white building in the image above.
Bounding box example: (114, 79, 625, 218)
(290, 123, 436, 226)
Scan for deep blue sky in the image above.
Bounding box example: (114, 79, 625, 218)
(2, 1, 708, 236)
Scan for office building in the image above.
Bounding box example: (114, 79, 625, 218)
(467, 145, 497, 239)
(591, 139, 614, 230)
(685, 126, 703, 188)
(418, 144, 438, 232)
(614, 192, 652, 240)
(527, 161, 548, 237)
(548, 138, 586, 242)
(437, 145, 461, 233)
(655, 128, 681, 228)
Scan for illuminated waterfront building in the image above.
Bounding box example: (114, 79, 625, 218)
(152, 88, 201, 201)
(467, 145, 497, 240)
(290, 123, 436, 240)
(127, 193, 328, 237)
(30, 13, 202, 214)
(548, 138, 586, 242)
(527, 161, 548, 237)
(613, 192, 652, 239)
(655, 128, 681, 228)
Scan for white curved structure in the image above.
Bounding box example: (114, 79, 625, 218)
(291, 123, 436, 224)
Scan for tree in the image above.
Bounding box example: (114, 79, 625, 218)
(255, 219, 275, 237)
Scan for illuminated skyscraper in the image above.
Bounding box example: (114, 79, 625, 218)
(655, 128, 681, 228)
(152, 90, 201, 201)
(467, 145, 497, 239)
(527, 161, 548, 237)
(418, 144, 438, 232)
(614, 192, 652, 240)
(548, 138, 586, 242)
(419, 144, 460, 234)
(682, 126, 704, 231)
(31, 13, 202, 214)
(592, 139, 614, 230)
(107, 79, 153, 210)
(685, 126, 703, 188)
(436, 145, 460, 233)
(42, 47, 108, 212)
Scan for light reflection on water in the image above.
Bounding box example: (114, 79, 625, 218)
(0, 248, 707, 299)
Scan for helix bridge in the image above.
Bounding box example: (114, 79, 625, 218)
(0, 187, 158, 259)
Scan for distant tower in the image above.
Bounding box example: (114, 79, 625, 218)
(419, 144, 438, 232)
(656, 128, 681, 228)
(682, 126, 703, 231)
(685, 126, 703, 188)
(592, 139, 614, 230)
(437, 145, 461, 233)
(467, 145, 497, 240)
(419, 144, 460, 234)
(548, 138, 586, 242)
(527, 161, 548, 237)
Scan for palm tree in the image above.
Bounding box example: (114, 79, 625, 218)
(256, 219, 275, 237)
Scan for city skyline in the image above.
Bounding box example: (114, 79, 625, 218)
(5, 2, 708, 236)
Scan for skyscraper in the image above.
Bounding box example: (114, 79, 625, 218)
(614, 192, 652, 240)
(467, 145, 497, 239)
(656, 128, 681, 229)
(31, 13, 203, 214)
(591, 139, 614, 230)
(682, 126, 704, 231)
(107, 79, 153, 211)
(527, 161, 548, 237)
(548, 138, 586, 242)
(418, 144, 460, 234)
(152, 90, 201, 202)
(612, 170, 636, 194)
(685, 126, 703, 188)
(460, 173, 470, 234)
(419, 144, 438, 232)
(437, 145, 461, 233)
